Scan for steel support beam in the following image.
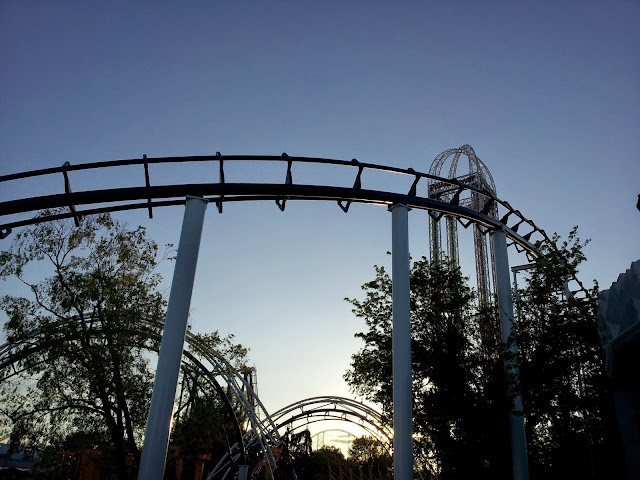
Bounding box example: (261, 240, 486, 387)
(138, 196, 208, 479)
(492, 228, 529, 480)
(391, 204, 413, 480)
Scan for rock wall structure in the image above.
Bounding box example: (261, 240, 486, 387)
(598, 259, 640, 479)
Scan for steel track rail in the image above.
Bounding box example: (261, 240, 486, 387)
(0, 154, 592, 299)
(0, 155, 537, 249)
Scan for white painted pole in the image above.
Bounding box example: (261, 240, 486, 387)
(492, 228, 529, 480)
(138, 196, 208, 480)
(391, 204, 413, 480)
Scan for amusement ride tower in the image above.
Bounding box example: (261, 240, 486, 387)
(428, 145, 499, 304)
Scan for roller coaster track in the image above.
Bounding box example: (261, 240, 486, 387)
(206, 396, 395, 480)
(271, 396, 393, 453)
(0, 153, 592, 298)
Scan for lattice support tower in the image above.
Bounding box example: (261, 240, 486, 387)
(428, 145, 499, 304)
(242, 366, 260, 419)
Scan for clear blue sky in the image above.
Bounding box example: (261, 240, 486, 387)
(1, 0, 639, 445)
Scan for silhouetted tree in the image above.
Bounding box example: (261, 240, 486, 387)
(0, 212, 166, 479)
(309, 447, 351, 480)
(0, 212, 252, 480)
(514, 228, 622, 479)
(347, 436, 391, 477)
(344, 258, 508, 479)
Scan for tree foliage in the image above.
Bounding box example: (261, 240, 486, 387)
(0, 212, 167, 478)
(308, 447, 354, 480)
(514, 228, 622, 479)
(348, 435, 391, 474)
(344, 257, 507, 479)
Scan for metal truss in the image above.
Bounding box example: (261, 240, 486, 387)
(428, 145, 499, 304)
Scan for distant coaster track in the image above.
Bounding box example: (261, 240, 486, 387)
(271, 396, 393, 453)
(311, 429, 356, 449)
(206, 396, 395, 480)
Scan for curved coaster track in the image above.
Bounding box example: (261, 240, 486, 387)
(272, 396, 393, 453)
(0, 153, 591, 297)
(0, 154, 542, 244)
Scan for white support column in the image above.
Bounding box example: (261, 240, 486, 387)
(492, 228, 529, 480)
(391, 204, 413, 480)
(138, 196, 208, 480)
